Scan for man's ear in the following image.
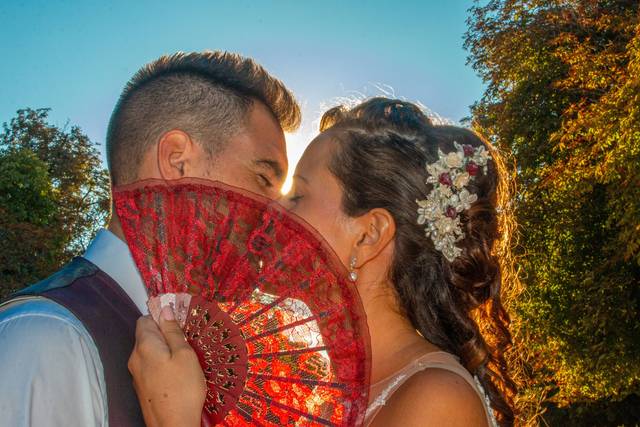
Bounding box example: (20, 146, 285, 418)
(352, 208, 396, 268)
(157, 130, 193, 180)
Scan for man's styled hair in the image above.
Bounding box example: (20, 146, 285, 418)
(106, 51, 301, 184)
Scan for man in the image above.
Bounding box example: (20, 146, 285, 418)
(0, 51, 300, 426)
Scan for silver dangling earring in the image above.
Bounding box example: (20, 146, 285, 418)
(349, 256, 358, 282)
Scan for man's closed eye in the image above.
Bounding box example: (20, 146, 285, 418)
(257, 174, 273, 188)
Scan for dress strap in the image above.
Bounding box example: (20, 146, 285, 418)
(365, 351, 497, 426)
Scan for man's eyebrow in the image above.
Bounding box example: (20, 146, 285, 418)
(254, 159, 285, 180)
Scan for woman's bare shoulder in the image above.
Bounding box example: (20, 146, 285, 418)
(370, 367, 488, 427)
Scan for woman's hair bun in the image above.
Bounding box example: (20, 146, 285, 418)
(320, 97, 433, 133)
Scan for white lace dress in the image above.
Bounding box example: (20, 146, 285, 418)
(364, 351, 498, 426)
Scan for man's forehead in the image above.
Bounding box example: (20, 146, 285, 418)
(248, 129, 287, 168)
(248, 103, 287, 153)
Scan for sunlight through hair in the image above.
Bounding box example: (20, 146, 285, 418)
(281, 86, 457, 196)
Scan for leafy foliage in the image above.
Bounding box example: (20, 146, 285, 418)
(0, 109, 110, 299)
(465, 0, 640, 424)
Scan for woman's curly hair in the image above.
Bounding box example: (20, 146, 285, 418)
(320, 97, 517, 426)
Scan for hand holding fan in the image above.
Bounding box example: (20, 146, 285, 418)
(113, 178, 370, 427)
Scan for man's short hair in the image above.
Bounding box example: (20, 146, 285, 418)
(106, 51, 301, 184)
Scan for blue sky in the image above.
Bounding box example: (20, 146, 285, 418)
(0, 0, 484, 190)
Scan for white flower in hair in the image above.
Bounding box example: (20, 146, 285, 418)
(458, 188, 478, 211)
(454, 172, 470, 189)
(416, 141, 490, 262)
(444, 151, 464, 168)
(426, 159, 447, 183)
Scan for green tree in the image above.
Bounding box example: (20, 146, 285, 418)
(465, 1, 640, 425)
(0, 108, 110, 299)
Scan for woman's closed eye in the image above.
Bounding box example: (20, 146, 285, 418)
(288, 194, 303, 204)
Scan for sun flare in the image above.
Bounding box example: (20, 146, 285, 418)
(280, 130, 317, 195)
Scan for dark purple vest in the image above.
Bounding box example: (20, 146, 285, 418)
(9, 257, 145, 426)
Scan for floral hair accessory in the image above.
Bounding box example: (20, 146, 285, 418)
(416, 142, 490, 262)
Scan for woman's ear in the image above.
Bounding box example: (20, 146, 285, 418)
(352, 208, 396, 268)
(157, 130, 193, 179)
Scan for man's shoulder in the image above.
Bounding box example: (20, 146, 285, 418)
(11, 257, 99, 299)
(0, 296, 104, 377)
(0, 256, 100, 335)
(0, 298, 108, 427)
(0, 296, 91, 342)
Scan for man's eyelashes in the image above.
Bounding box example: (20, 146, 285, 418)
(257, 174, 273, 188)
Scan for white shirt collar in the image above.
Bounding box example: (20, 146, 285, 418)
(82, 229, 148, 314)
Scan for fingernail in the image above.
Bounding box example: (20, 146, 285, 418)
(161, 306, 175, 321)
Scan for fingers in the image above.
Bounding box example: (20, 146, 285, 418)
(158, 306, 191, 355)
(129, 315, 170, 378)
(134, 315, 170, 356)
(134, 315, 164, 344)
(128, 312, 204, 427)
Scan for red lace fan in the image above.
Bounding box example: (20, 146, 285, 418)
(113, 178, 370, 427)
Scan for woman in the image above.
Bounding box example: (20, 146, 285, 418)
(128, 97, 517, 426)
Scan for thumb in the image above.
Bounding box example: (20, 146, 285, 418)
(158, 306, 190, 355)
